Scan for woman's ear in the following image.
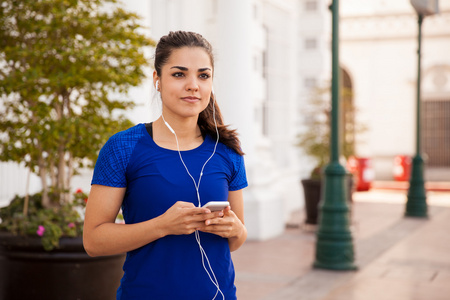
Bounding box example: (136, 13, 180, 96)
(153, 71, 159, 90)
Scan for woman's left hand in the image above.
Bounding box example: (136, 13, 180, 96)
(198, 206, 244, 239)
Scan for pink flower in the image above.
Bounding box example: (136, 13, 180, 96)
(36, 225, 45, 237)
(68, 222, 75, 228)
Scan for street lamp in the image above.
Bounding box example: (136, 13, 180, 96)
(313, 0, 357, 271)
(406, 0, 439, 218)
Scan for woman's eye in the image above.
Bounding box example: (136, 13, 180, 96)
(199, 73, 211, 79)
(172, 72, 184, 78)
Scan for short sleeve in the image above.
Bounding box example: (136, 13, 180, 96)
(91, 124, 144, 187)
(226, 148, 248, 191)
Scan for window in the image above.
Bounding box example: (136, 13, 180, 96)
(262, 101, 269, 136)
(254, 55, 259, 72)
(305, 38, 317, 50)
(304, 77, 317, 88)
(305, 0, 318, 11)
(253, 4, 259, 20)
(262, 50, 267, 79)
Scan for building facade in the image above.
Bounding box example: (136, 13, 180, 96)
(1, 0, 449, 240)
(340, 0, 450, 180)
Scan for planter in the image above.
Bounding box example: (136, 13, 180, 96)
(0, 232, 125, 300)
(301, 176, 354, 225)
(301, 179, 322, 225)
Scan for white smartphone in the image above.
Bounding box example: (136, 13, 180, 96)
(202, 201, 230, 212)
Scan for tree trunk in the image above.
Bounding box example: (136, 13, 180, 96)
(66, 154, 74, 199)
(23, 169, 31, 216)
(49, 160, 57, 189)
(38, 157, 50, 208)
(57, 146, 67, 203)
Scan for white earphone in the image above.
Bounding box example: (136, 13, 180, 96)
(156, 79, 222, 299)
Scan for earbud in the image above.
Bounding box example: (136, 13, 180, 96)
(156, 80, 160, 91)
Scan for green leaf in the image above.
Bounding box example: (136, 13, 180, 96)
(0, 0, 155, 204)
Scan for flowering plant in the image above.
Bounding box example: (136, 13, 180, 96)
(0, 189, 88, 251)
(0, 0, 155, 251)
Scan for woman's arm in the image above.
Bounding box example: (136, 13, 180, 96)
(199, 189, 247, 252)
(83, 184, 222, 257)
(226, 189, 247, 251)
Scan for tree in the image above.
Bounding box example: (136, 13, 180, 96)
(297, 84, 364, 179)
(0, 0, 155, 207)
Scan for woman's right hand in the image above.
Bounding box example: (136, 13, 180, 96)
(158, 201, 223, 236)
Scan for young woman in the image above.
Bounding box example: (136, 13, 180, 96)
(83, 31, 248, 300)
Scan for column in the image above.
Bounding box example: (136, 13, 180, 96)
(216, 0, 284, 240)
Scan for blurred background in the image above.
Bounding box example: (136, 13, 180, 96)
(1, 0, 449, 240)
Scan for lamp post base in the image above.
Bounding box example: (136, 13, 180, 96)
(314, 238, 358, 270)
(406, 155, 428, 218)
(313, 163, 357, 271)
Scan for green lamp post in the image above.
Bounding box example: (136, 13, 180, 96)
(313, 0, 357, 270)
(406, 0, 439, 218)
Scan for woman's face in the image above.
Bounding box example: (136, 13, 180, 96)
(156, 47, 213, 120)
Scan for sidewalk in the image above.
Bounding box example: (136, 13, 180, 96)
(232, 187, 450, 300)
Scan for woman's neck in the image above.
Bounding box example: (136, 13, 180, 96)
(152, 117, 203, 151)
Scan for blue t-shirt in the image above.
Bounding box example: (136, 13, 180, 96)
(91, 123, 248, 300)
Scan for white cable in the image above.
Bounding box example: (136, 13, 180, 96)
(195, 231, 222, 300)
(161, 92, 223, 300)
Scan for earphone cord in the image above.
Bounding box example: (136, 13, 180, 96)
(161, 96, 223, 300)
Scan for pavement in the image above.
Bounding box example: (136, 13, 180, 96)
(231, 182, 450, 300)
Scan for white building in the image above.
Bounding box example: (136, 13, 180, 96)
(340, 0, 450, 180)
(127, 0, 305, 240)
(1, 0, 449, 240)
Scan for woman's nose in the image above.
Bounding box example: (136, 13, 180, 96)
(185, 76, 199, 91)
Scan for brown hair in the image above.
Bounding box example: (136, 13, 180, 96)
(154, 31, 244, 155)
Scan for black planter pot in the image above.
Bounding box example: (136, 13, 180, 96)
(301, 179, 322, 225)
(0, 232, 125, 300)
(301, 176, 354, 225)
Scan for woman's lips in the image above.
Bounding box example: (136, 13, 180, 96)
(181, 96, 200, 103)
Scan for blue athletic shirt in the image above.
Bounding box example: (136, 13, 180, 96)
(91, 123, 248, 300)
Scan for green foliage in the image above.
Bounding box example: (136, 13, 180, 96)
(0, 0, 155, 204)
(297, 86, 332, 178)
(297, 85, 364, 179)
(0, 0, 155, 249)
(0, 190, 87, 251)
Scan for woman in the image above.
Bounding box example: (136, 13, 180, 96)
(83, 31, 248, 300)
